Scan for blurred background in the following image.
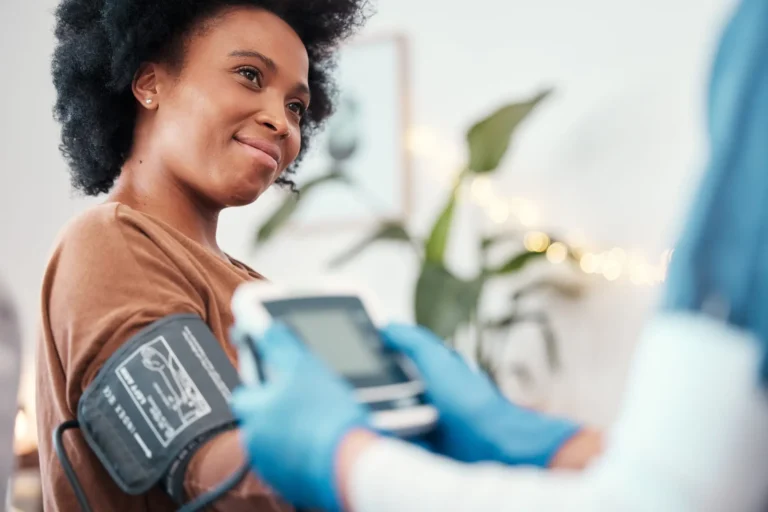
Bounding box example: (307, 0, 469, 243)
(0, 0, 738, 508)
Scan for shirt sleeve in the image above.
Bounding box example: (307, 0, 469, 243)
(45, 205, 291, 510)
(347, 438, 597, 512)
(47, 207, 206, 408)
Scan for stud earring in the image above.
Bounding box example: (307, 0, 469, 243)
(145, 98, 152, 104)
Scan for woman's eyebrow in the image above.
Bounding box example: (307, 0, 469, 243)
(229, 49, 277, 72)
(228, 49, 310, 97)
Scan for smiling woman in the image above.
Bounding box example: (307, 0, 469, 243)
(119, 8, 312, 210)
(36, 1, 370, 511)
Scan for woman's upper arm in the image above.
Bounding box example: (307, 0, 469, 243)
(44, 207, 205, 408)
(184, 429, 294, 512)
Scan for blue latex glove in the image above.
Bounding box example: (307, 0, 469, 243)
(381, 323, 580, 467)
(231, 323, 371, 512)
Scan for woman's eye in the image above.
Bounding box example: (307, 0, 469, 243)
(287, 102, 306, 117)
(238, 67, 262, 87)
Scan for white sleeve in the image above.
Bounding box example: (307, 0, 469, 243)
(348, 438, 601, 512)
(347, 314, 768, 512)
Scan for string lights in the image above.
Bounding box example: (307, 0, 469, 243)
(406, 126, 673, 286)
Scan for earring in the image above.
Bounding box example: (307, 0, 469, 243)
(145, 98, 153, 104)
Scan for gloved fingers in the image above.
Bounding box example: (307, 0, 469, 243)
(231, 382, 286, 422)
(256, 322, 311, 370)
(380, 323, 448, 363)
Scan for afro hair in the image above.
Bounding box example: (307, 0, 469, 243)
(52, 0, 372, 196)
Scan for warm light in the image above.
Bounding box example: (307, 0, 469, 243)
(627, 249, 644, 264)
(524, 232, 550, 253)
(15, 410, 29, 442)
(489, 203, 510, 224)
(602, 260, 622, 281)
(566, 229, 588, 248)
(517, 201, 540, 227)
(629, 266, 647, 285)
(546, 242, 568, 264)
(609, 247, 627, 264)
(591, 252, 606, 273)
(508, 197, 524, 212)
(405, 125, 462, 183)
(471, 177, 493, 203)
(630, 264, 656, 285)
(405, 125, 439, 156)
(580, 252, 597, 273)
(13, 408, 38, 456)
(403, 125, 674, 288)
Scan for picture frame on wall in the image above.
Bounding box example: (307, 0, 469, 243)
(288, 33, 412, 231)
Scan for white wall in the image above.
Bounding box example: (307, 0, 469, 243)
(0, 0, 735, 427)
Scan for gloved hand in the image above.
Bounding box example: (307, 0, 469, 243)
(382, 323, 580, 468)
(231, 323, 372, 512)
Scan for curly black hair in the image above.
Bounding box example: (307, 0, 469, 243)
(52, 0, 372, 196)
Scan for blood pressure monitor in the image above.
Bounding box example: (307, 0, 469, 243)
(230, 280, 438, 437)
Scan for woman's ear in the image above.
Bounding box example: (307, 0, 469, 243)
(132, 63, 160, 109)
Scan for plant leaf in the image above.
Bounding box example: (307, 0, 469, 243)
(481, 230, 523, 251)
(255, 172, 345, 244)
(488, 250, 547, 276)
(414, 262, 484, 340)
(329, 221, 413, 268)
(466, 90, 552, 173)
(424, 179, 462, 264)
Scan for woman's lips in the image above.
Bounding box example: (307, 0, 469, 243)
(234, 135, 280, 172)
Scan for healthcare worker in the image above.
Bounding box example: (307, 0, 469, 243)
(232, 0, 768, 510)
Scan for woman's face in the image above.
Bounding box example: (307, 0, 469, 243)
(133, 7, 309, 207)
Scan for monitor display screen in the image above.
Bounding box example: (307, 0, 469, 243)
(282, 308, 389, 378)
(263, 296, 409, 386)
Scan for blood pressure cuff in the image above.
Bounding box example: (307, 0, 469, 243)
(77, 314, 241, 501)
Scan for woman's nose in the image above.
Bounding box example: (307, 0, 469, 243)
(255, 100, 290, 139)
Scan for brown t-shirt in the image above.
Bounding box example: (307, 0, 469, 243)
(36, 203, 293, 512)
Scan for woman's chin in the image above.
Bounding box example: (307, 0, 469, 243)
(227, 189, 264, 207)
(220, 180, 267, 207)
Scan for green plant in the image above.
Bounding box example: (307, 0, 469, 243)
(253, 89, 582, 383)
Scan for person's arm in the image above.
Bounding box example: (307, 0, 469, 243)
(232, 317, 768, 512)
(45, 206, 291, 511)
(184, 430, 293, 511)
(337, 315, 768, 512)
(231, 324, 603, 512)
(379, 324, 601, 469)
(338, 431, 598, 512)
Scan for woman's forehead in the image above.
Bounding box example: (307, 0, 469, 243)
(187, 7, 309, 75)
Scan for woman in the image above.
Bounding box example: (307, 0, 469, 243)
(232, 0, 768, 510)
(35, 1, 369, 511)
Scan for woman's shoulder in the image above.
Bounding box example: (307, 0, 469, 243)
(46, 202, 171, 283)
(43, 203, 205, 315)
(52, 202, 169, 254)
(56, 202, 141, 239)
